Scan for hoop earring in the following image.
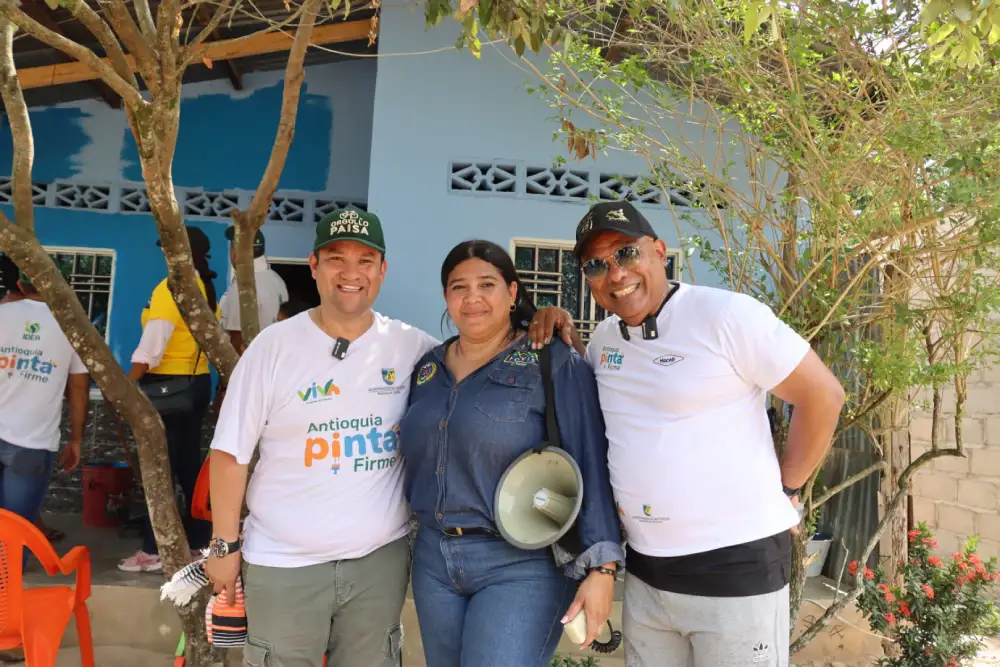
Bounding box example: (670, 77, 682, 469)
(510, 303, 516, 312)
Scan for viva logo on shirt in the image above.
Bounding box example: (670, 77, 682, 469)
(297, 379, 341, 404)
(303, 414, 400, 475)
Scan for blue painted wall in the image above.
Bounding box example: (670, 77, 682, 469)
(366, 5, 741, 337)
(30, 210, 231, 365)
(0, 59, 376, 368)
(119, 81, 333, 192)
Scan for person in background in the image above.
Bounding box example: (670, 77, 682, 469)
(213, 226, 288, 418)
(399, 240, 624, 667)
(276, 295, 309, 322)
(218, 226, 288, 354)
(531, 201, 845, 667)
(0, 268, 88, 530)
(118, 226, 219, 573)
(206, 207, 439, 667)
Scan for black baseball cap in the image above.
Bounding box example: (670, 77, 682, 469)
(156, 225, 212, 258)
(573, 200, 658, 259)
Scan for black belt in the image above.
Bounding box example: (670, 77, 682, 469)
(441, 526, 498, 537)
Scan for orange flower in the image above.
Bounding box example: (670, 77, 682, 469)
(898, 601, 911, 617)
(921, 584, 935, 599)
(922, 537, 938, 548)
(884, 612, 896, 625)
(864, 567, 875, 581)
(907, 530, 919, 542)
(928, 556, 942, 567)
(848, 560, 859, 575)
(877, 584, 895, 603)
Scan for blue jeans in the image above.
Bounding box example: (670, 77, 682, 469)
(0, 437, 55, 523)
(411, 526, 576, 667)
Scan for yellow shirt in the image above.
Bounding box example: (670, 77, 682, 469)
(141, 277, 218, 375)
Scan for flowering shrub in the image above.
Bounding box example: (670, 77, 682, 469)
(851, 523, 1000, 666)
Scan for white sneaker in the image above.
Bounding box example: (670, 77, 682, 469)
(118, 550, 163, 572)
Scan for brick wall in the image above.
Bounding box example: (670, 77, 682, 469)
(910, 365, 1000, 561)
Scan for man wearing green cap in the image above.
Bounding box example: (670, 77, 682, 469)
(218, 226, 288, 354)
(206, 206, 439, 667)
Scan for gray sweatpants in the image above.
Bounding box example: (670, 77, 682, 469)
(241, 536, 410, 667)
(623, 572, 789, 667)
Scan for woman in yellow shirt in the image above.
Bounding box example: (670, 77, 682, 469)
(119, 226, 218, 573)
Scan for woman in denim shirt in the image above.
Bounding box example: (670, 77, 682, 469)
(399, 240, 624, 667)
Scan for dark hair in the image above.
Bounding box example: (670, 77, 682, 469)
(279, 295, 310, 319)
(439, 240, 537, 333)
(0, 254, 18, 291)
(186, 226, 218, 313)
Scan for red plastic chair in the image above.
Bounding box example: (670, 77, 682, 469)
(191, 458, 211, 522)
(0, 509, 94, 667)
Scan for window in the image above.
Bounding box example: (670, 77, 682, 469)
(1, 248, 116, 340)
(48, 248, 115, 340)
(511, 239, 680, 342)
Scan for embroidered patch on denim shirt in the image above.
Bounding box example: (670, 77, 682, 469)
(503, 350, 539, 367)
(416, 362, 437, 385)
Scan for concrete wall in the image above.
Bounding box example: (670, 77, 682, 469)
(365, 4, 742, 335)
(910, 369, 1000, 561)
(1, 59, 375, 368)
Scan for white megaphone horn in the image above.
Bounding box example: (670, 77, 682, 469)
(494, 446, 583, 550)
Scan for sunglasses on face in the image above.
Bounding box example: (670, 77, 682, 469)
(582, 243, 644, 279)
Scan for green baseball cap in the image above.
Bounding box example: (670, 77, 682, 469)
(313, 206, 385, 254)
(224, 225, 265, 251)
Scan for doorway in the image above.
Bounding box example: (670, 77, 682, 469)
(270, 259, 320, 311)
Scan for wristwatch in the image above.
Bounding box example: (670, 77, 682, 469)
(588, 565, 617, 576)
(208, 536, 242, 558)
(782, 485, 801, 498)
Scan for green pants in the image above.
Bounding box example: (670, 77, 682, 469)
(242, 537, 410, 667)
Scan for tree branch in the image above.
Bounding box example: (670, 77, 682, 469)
(96, 0, 161, 89)
(790, 447, 965, 654)
(813, 461, 888, 509)
(0, 18, 34, 232)
(2, 3, 144, 107)
(133, 0, 158, 40)
(231, 0, 321, 347)
(186, 0, 234, 55)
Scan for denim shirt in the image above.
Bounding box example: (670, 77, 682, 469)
(399, 336, 624, 579)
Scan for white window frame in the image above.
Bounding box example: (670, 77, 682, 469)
(41, 245, 117, 344)
(509, 237, 682, 342)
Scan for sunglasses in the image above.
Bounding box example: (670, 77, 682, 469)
(582, 242, 645, 279)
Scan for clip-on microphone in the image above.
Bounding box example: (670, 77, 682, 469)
(618, 281, 680, 342)
(331, 337, 350, 360)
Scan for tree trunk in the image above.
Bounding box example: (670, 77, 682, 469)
(132, 96, 240, 383)
(229, 0, 322, 348)
(0, 222, 215, 661)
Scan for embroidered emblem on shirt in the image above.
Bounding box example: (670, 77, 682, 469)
(382, 368, 396, 385)
(653, 354, 684, 367)
(642, 504, 652, 517)
(503, 350, 539, 367)
(416, 362, 437, 385)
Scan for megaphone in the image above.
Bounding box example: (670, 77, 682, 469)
(494, 446, 583, 550)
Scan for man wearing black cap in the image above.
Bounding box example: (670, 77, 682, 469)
(531, 200, 845, 667)
(218, 226, 288, 354)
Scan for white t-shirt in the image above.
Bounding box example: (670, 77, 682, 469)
(0, 299, 87, 452)
(586, 282, 810, 557)
(210, 310, 439, 567)
(219, 256, 289, 333)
